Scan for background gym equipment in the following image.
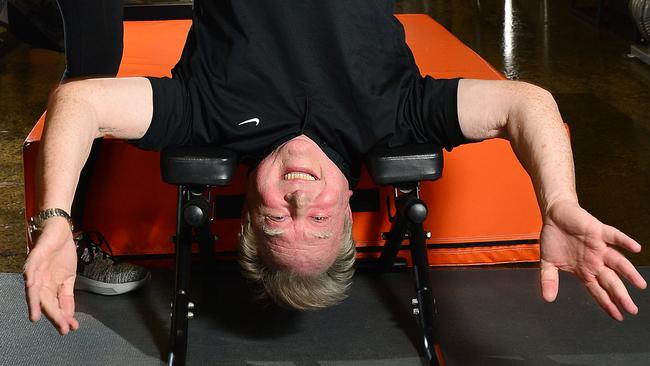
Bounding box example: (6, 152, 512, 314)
(629, 0, 650, 64)
(0, 0, 7, 25)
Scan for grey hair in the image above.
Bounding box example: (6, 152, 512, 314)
(238, 212, 356, 310)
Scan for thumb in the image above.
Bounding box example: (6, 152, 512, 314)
(540, 260, 559, 302)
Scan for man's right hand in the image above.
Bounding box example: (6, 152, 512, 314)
(23, 217, 79, 335)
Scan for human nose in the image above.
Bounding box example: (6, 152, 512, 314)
(284, 189, 314, 210)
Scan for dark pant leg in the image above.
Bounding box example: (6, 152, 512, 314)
(57, 0, 124, 80)
(56, 0, 124, 228)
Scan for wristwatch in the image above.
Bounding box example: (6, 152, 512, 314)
(27, 208, 74, 242)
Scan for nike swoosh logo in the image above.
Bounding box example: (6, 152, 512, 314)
(238, 118, 260, 126)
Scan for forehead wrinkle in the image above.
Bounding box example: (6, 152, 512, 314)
(312, 231, 333, 239)
(265, 236, 336, 272)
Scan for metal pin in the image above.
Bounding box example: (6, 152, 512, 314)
(188, 302, 195, 310)
(187, 311, 194, 319)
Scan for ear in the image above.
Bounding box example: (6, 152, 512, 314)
(347, 205, 353, 224)
(345, 190, 353, 223)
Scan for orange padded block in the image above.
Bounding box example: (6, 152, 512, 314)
(118, 20, 190, 78)
(24, 16, 541, 266)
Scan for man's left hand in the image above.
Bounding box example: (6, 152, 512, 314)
(539, 199, 647, 320)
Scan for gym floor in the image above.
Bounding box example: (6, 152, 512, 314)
(1, 0, 649, 274)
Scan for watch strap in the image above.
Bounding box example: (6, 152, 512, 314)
(29, 208, 74, 232)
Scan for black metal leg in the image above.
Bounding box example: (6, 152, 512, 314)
(160, 147, 237, 365)
(380, 190, 445, 366)
(197, 223, 215, 273)
(168, 186, 193, 366)
(409, 222, 442, 366)
(379, 214, 409, 271)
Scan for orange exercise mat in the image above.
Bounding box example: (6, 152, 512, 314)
(23, 15, 541, 266)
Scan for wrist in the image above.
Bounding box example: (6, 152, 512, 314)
(543, 195, 579, 218)
(28, 208, 74, 243)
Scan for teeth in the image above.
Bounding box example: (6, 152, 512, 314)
(284, 172, 317, 181)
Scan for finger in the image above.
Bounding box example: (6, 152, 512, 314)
(23, 261, 42, 323)
(58, 281, 79, 331)
(41, 290, 71, 335)
(69, 316, 80, 332)
(540, 260, 559, 302)
(25, 279, 42, 322)
(604, 250, 648, 290)
(58, 295, 79, 331)
(23, 260, 34, 288)
(597, 267, 638, 316)
(602, 225, 641, 253)
(584, 279, 624, 321)
(25, 283, 43, 323)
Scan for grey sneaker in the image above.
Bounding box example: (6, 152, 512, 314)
(75, 231, 151, 295)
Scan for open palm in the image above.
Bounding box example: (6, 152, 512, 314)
(539, 200, 647, 320)
(23, 220, 79, 334)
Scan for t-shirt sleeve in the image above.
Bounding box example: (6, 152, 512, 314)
(400, 76, 467, 151)
(129, 76, 194, 151)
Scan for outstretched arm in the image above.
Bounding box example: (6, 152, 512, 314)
(24, 77, 153, 334)
(456, 79, 647, 320)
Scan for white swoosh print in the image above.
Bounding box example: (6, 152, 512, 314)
(238, 118, 260, 126)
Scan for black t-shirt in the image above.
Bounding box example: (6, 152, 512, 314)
(141, 0, 465, 186)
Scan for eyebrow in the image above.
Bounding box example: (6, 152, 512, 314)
(262, 225, 332, 241)
(262, 226, 284, 238)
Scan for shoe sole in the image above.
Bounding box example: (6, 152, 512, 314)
(74, 272, 151, 296)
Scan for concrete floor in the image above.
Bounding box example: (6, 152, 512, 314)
(1, 0, 649, 273)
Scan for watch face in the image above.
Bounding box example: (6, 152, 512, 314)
(26, 218, 41, 246)
(27, 223, 35, 245)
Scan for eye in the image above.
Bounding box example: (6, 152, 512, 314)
(312, 216, 329, 223)
(267, 215, 286, 222)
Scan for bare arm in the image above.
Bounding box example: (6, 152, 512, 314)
(458, 79, 576, 213)
(456, 79, 646, 320)
(37, 77, 153, 212)
(24, 77, 153, 334)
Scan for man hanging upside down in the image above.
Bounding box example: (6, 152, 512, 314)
(24, 0, 646, 335)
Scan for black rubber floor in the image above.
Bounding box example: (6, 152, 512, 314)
(2, 267, 649, 365)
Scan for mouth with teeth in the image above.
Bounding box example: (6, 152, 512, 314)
(284, 172, 318, 181)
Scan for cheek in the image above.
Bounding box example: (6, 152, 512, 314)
(322, 176, 349, 204)
(257, 185, 280, 207)
(250, 173, 273, 204)
(252, 164, 285, 204)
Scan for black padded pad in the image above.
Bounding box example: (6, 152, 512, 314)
(160, 147, 238, 186)
(366, 144, 443, 185)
